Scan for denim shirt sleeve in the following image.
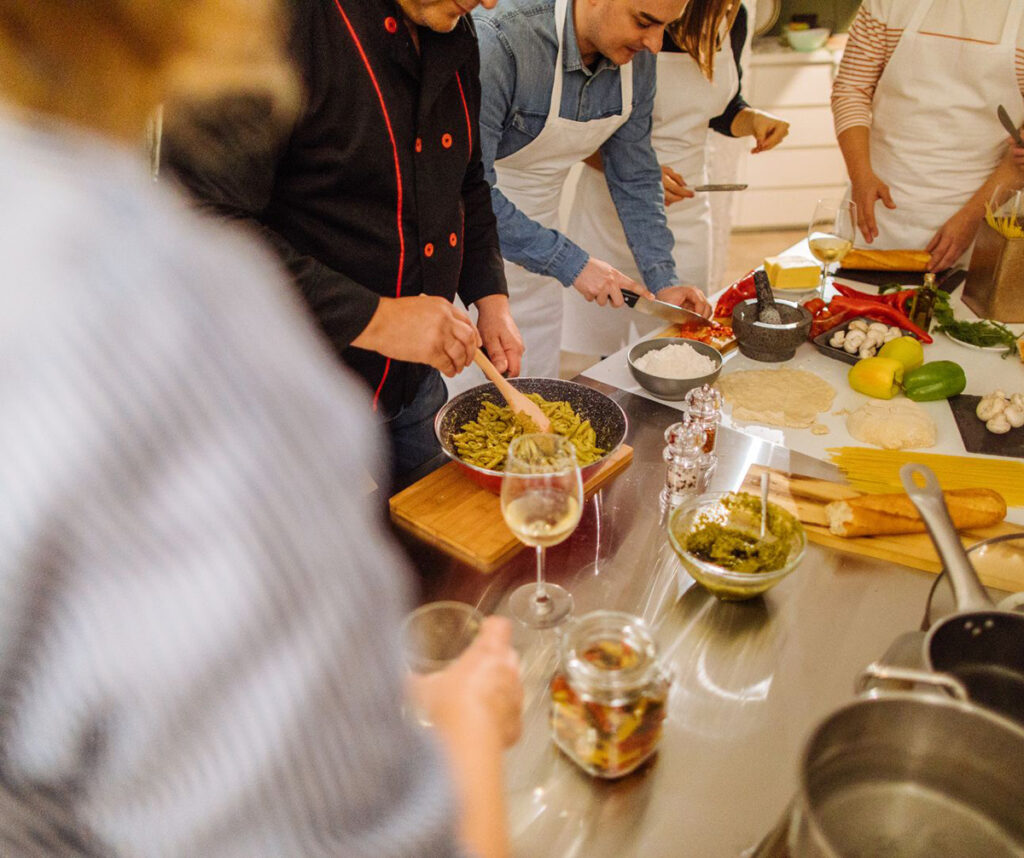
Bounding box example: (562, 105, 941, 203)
(476, 14, 591, 288)
(599, 53, 679, 292)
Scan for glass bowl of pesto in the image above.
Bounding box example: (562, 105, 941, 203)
(667, 491, 806, 601)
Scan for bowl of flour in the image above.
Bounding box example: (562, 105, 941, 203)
(627, 338, 723, 400)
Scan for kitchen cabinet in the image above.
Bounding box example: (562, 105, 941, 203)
(733, 38, 847, 229)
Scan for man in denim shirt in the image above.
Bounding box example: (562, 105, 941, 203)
(473, 0, 712, 377)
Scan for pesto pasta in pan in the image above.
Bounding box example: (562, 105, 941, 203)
(453, 393, 605, 471)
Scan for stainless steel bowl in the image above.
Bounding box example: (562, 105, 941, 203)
(434, 378, 628, 492)
(626, 338, 723, 401)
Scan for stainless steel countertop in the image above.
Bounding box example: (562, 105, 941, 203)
(395, 381, 953, 857)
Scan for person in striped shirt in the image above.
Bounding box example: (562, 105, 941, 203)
(832, 0, 1024, 271)
(0, 2, 521, 856)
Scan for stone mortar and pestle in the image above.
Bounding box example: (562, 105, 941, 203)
(731, 271, 812, 362)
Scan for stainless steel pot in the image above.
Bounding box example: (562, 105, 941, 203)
(901, 463, 1024, 725)
(789, 681, 1024, 857)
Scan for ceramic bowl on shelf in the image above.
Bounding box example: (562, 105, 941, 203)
(785, 27, 829, 52)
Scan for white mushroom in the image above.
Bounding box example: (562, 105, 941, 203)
(976, 394, 1008, 421)
(882, 328, 901, 342)
(829, 329, 846, 347)
(986, 413, 1012, 434)
(1005, 404, 1024, 429)
(1011, 392, 1024, 412)
(858, 344, 877, 359)
(848, 319, 869, 332)
(867, 322, 889, 337)
(844, 329, 867, 353)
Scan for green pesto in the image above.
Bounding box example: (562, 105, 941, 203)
(680, 493, 797, 574)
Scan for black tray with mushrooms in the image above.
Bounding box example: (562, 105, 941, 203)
(811, 316, 914, 365)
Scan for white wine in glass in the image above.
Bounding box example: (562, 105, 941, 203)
(501, 434, 584, 629)
(807, 198, 857, 296)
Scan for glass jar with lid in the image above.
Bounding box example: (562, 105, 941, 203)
(549, 611, 671, 778)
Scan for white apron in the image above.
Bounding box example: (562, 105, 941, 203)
(494, 0, 633, 378)
(562, 28, 738, 355)
(862, 0, 1024, 256)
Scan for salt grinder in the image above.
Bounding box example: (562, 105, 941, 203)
(660, 418, 712, 514)
(683, 384, 723, 476)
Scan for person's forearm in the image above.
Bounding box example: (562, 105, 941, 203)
(958, 148, 1023, 222)
(729, 107, 755, 139)
(434, 724, 508, 858)
(837, 126, 874, 183)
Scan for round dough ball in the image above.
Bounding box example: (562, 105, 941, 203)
(846, 399, 937, 450)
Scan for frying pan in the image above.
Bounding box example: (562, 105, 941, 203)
(901, 463, 1024, 725)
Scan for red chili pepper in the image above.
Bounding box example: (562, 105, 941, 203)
(831, 282, 917, 312)
(802, 297, 827, 316)
(828, 295, 933, 343)
(714, 271, 756, 319)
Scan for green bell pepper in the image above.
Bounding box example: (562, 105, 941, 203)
(902, 360, 967, 401)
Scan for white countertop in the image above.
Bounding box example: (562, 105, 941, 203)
(581, 256, 1024, 523)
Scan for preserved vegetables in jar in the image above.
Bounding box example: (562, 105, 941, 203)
(550, 611, 670, 778)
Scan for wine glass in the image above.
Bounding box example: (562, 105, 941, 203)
(501, 433, 584, 629)
(807, 198, 857, 297)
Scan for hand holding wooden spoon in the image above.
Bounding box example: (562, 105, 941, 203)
(473, 349, 551, 433)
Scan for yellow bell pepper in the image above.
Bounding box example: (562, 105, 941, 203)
(877, 336, 924, 372)
(848, 356, 904, 399)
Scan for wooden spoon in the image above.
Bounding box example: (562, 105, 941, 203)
(473, 349, 552, 432)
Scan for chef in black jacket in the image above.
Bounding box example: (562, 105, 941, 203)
(164, 0, 522, 480)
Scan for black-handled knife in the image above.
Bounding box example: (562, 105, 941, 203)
(998, 104, 1023, 147)
(621, 289, 711, 328)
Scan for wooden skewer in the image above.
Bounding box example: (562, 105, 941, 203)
(473, 349, 552, 433)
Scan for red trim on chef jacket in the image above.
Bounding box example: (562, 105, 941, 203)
(332, 0, 405, 411)
(455, 71, 472, 158)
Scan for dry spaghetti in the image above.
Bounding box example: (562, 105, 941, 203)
(454, 394, 604, 471)
(828, 448, 1024, 507)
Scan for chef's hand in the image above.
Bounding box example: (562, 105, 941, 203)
(654, 284, 712, 318)
(661, 165, 694, 206)
(572, 257, 647, 307)
(352, 294, 479, 378)
(1011, 141, 1024, 170)
(748, 110, 789, 153)
(849, 170, 896, 243)
(409, 617, 523, 748)
(473, 294, 524, 377)
(926, 208, 977, 272)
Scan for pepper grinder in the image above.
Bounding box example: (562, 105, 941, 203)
(683, 384, 723, 480)
(660, 417, 712, 514)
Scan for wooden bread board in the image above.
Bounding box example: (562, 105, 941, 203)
(740, 465, 1024, 593)
(389, 445, 633, 573)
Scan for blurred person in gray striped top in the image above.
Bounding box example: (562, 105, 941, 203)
(0, 2, 522, 856)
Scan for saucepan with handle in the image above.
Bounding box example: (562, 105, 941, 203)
(900, 462, 1024, 726)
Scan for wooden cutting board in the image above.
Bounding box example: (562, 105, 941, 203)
(389, 446, 633, 573)
(740, 465, 1024, 592)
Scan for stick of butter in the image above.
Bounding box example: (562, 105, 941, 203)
(764, 255, 820, 290)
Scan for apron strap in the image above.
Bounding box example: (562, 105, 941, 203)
(547, 0, 569, 123)
(1003, 0, 1024, 48)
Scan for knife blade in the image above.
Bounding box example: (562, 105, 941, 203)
(692, 183, 748, 192)
(621, 289, 712, 329)
(998, 104, 1023, 147)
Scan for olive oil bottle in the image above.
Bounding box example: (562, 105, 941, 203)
(909, 272, 937, 332)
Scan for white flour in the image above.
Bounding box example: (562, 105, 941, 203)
(634, 343, 716, 379)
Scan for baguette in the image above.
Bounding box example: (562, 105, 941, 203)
(842, 248, 931, 272)
(825, 488, 1006, 537)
